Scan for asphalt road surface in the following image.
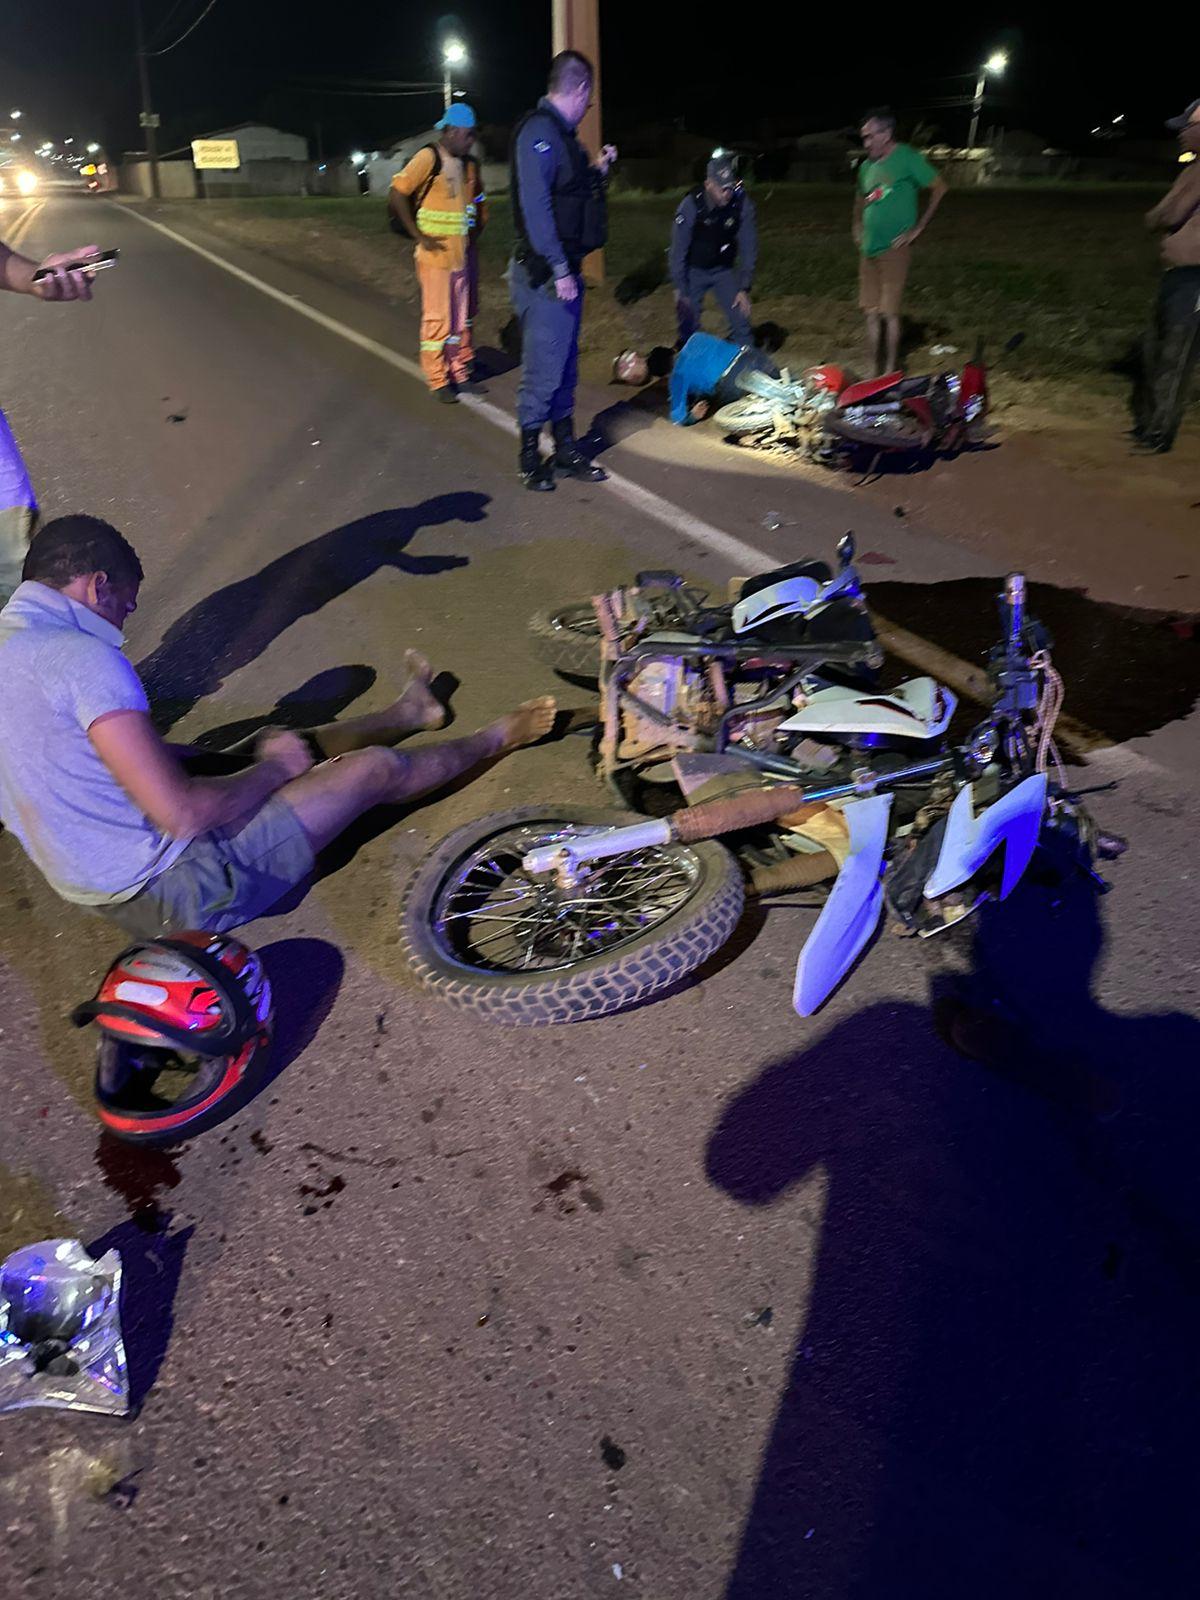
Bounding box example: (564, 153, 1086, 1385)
(1, 196, 1198, 1600)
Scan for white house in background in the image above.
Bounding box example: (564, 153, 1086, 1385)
(204, 123, 309, 162)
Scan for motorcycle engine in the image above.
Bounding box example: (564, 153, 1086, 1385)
(620, 655, 723, 758)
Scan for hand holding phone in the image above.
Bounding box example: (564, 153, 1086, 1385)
(31, 248, 118, 301)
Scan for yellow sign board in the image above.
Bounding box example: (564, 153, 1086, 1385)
(191, 139, 240, 171)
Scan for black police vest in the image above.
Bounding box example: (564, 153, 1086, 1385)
(685, 188, 743, 272)
(511, 105, 607, 280)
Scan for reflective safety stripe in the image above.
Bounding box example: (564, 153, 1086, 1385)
(420, 339, 445, 351)
(445, 335, 461, 344)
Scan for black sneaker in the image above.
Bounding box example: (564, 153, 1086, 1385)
(433, 386, 459, 405)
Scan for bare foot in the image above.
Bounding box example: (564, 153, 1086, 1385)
(490, 695, 557, 753)
(392, 649, 447, 733)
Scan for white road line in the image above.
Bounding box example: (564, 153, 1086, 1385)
(115, 203, 1165, 779)
(118, 203, 777, 574)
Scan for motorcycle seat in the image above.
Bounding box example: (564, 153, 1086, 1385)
(837, 372, 931, 407)
(739, 558, 832, 600)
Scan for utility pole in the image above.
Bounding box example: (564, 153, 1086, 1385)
(552, 0, 603, 281)
(967, 70, 986, 153)
(133, 0, 161, 199)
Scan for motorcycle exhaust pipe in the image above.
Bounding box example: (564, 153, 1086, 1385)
(522, 757, 949, 876)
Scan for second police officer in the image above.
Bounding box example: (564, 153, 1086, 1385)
(509, 50, 618, 492)
(669, 154, 758, 349)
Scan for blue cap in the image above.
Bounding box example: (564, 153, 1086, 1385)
(436, 103, 476, 130)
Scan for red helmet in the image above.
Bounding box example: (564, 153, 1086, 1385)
(803, 364, 848, 396)
(72, 934, 273, 1142)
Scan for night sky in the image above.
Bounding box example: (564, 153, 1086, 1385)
(4, 2, 1194, 158)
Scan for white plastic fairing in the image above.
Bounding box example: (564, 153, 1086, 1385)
(732, 575, 823, 634)
(923, 773, 1047, 903)
(793, 795, 892, 1017)
(779, 678, 956, 741)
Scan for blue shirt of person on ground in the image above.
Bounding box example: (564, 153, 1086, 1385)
(668, 332, 778, 424)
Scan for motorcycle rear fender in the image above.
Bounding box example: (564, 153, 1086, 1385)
(793, 795, 892, 1017)
(923, 773, 1047, 903)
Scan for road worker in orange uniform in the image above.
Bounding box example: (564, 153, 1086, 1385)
(388, 103, 486, 404)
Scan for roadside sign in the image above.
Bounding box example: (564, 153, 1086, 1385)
(191, 139, 240, 171)
(139, 112, 161, 130)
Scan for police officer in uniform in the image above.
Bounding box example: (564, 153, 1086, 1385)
(510, 50, 617, 491)
(670, 156, 758, 348)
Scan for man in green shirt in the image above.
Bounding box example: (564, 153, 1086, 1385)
(853, 108, 946, 374)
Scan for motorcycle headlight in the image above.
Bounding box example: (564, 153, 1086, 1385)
(16, 169, 38, 195)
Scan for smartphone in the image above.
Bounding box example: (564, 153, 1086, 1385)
(32, 248, 120, 282)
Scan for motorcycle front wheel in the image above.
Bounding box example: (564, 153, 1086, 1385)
(401, 806, 744, 1024)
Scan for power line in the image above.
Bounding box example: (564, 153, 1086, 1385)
(146, 0, 193, 48)
(147, 0, 219, 56)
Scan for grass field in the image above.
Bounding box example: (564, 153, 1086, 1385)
(182, 184, 1166, 405)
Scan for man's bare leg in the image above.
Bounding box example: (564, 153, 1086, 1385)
(864, 310, 882, 376)
(883, 313, 901, 374)
(278, 696, 557, 854)
(310, 650, 446, 756)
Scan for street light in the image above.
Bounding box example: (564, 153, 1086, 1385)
(442, 38, 467, 110)
(10, 109, 22, 120)
(968, 50, 1007, 152)
(87, 142, 101, 154)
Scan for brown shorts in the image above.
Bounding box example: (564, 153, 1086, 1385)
(859, 246, 910, 317)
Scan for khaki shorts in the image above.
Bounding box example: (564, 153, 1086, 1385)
(104, 796, 315, 940)
(859, 245, 910, 317)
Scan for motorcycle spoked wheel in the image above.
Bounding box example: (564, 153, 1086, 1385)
(824, 412, 934, 453)
(400, 805, 744, 1024)
(527, 603, 604, 679)
(94, 1035, 268, 1146)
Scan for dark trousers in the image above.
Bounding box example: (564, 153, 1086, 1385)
(511, 259, 584, 430)
(677, 268, 752, 347)
(1134, 266, 1200, 449)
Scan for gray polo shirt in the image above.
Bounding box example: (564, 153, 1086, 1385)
(0, 581, 190, 904)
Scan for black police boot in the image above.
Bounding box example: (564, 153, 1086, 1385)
(519, 427, 556, 492)
(551, 416, 608, 482)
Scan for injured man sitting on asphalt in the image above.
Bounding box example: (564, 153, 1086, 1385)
(0, 515, 556, 937)
(614, 330, 781, 426)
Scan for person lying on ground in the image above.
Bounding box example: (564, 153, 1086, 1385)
(0, 515, 556, 939)
(614, 332, 780, 425)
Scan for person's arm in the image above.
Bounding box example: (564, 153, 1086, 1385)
(892, 158, 946, 249)
(388, 151, 445, 252)
(471, 163, 488, 239)
(669, 193, 696, 297)
(1147, 168, 1200, 231)
(852, 192, 864, 249)
(735, 194, 758, 315)
(388, 187, 422, 242)
(89, 711, 311, 839)
(1, 239, 101, 300)
(515, 124, 571, 284)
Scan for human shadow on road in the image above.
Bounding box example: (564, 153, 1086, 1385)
(190, 664, 379, 752)
(706, 871, 1200, 1600)
(138, 495, 487, 731)
(86, 1217, 193, 1415)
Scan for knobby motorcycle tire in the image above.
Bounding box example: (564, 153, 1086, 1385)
(528, 604, 603, 679)
(400, 805, 745, 1025)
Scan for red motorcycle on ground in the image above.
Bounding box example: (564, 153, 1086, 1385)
(821, 334, 1024, 463)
